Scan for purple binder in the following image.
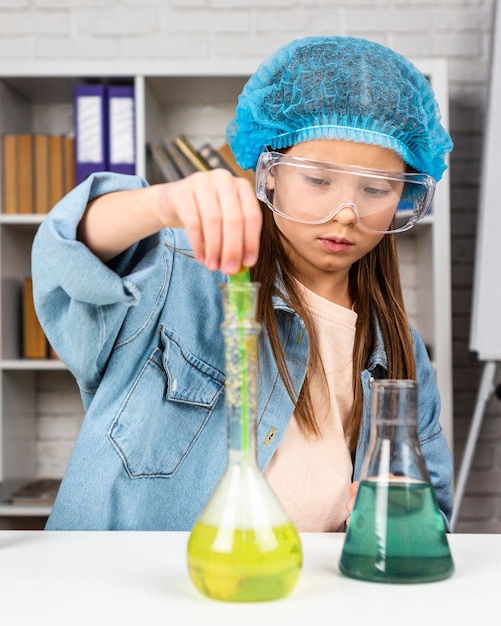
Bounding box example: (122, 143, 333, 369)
(73, 84, 108, 183)
(106, 85, 136, 176)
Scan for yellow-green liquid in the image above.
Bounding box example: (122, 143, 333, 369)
(187, 521, 302, 602)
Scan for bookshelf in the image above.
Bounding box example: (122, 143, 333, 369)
(0, 60, 453, 523)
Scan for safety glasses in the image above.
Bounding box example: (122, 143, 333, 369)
(255, 152, 436, 234)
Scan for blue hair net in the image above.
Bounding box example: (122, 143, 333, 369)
(226, 36, 453, 181)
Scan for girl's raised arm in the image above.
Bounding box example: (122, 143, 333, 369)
(77, 169, 262, 274)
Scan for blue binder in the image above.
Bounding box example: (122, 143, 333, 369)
(107, 85, 135, 176)
(74, 84, 108, 183)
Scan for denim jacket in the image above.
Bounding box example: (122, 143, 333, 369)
(31, 172, 454, 531)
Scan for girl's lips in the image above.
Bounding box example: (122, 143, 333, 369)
(318, 237, 353, 252)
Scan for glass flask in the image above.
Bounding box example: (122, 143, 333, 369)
(339, 379, 454, 583)
(187, 279, 303, 602)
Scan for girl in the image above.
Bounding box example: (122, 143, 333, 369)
(32, 35, 454, 531)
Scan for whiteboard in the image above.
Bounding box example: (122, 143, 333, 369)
(469, 0, 501, 361)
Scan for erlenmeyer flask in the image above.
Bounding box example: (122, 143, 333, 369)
(339, 379, 454, 583)
(187, 280, 302, 602)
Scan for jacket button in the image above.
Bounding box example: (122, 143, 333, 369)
(263, 427, 277, 446)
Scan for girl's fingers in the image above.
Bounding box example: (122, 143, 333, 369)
(346, 481, 359, 513)
(217, 175, 259, 274)
(165, 170, 261, 274)
(238, 178, 263, 269)
(345, 481, 360, 527)
(173, 186, 207, 266)
(192, 173, 225, 270)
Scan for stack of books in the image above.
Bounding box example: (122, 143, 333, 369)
(148, 134, 255, 185)
(2, 133, 75, 214)
(73, 83, 136, 184)
(1, 83, 136, 215)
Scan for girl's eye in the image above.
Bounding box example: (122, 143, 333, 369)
(303, 173, 330, 187)
(364, 184, 392, 198)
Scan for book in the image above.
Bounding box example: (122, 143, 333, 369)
(3, 133, 73, 214)
(107, 85, 135, 175)
(163, 138, 198, 177)
(34, 134, 50, 214)
(23, 277, 47, 359)
(198, 142, 236, 174)
(74, 83, 108, 183)
(148, 140, 181, 182)
(63, 135, 76, 194)
(217, 142, 256, 185)
(49, 134, 65, 206)
(48, 343, 60, 360)
(17, 133, 34, 214)
(2, 134, 18, 213)
(173, 134, 211, 172)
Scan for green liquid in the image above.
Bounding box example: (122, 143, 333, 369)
(187, 521, 302, 602)
(339, 480, 454, 583)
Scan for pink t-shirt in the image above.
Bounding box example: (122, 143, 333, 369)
(265, 285, 357, 531)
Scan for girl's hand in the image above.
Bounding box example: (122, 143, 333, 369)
(156, 169, 262, 275)
(345, 481, 360, 527)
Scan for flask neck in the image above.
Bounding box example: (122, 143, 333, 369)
(364, 380, 430, 482)
(220, 282, 261, 465)
(225, 347, 258, 463)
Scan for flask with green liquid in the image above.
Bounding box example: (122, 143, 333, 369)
(339, 379, 454, 583)
(187, 273, 302, 602)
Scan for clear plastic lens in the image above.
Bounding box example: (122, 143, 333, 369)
(255, 152, 436, 234)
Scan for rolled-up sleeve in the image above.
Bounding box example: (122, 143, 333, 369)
(31, 172, 158, 393)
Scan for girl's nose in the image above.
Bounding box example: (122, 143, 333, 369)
(331, 202, 358, 225)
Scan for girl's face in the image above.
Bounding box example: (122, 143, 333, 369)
(271, 139, 405, 294)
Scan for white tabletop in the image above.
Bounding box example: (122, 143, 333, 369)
(0, 531, 499, 624)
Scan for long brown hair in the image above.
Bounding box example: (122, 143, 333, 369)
(250, 203, 416, 453)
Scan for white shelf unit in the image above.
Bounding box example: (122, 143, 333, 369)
(0, 59, 453, 521)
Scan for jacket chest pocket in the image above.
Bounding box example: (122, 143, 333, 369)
(109, 328, 224, 478)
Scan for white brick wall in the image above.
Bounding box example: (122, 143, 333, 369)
(0, 0, 497, 532)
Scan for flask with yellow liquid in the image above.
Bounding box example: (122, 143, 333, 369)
(187, 273, 302, 602)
